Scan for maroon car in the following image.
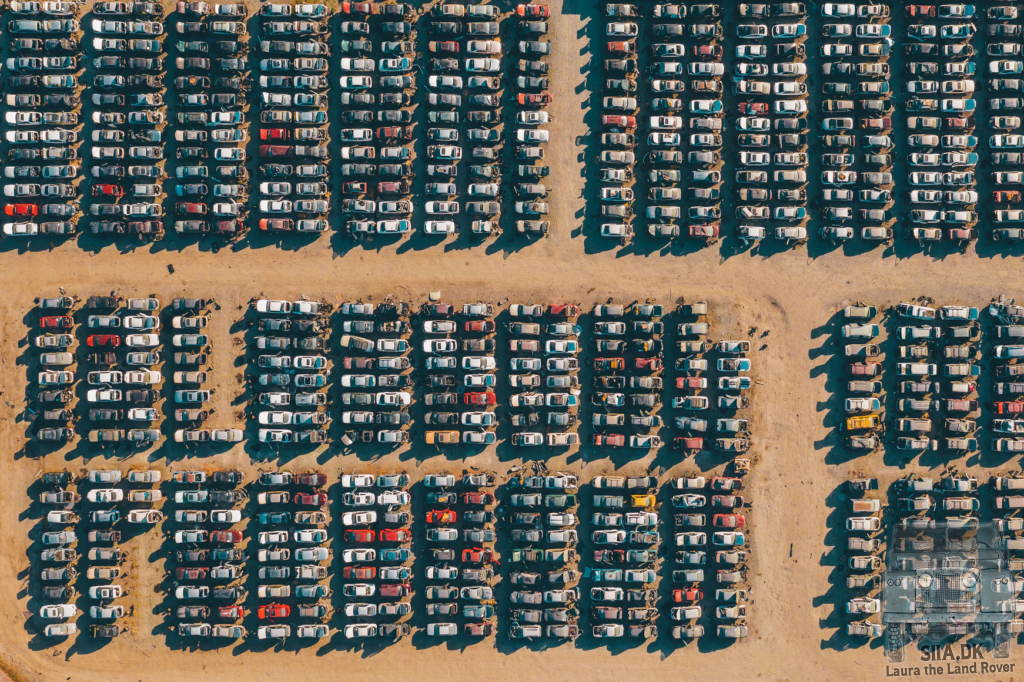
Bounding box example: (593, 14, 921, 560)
(175, 202, 207, 215)
(259, 219, 294, 231)
(87, 335, 120, 348)
(259, 145, 293, 158)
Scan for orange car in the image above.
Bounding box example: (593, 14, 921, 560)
(426, 509, 457, 524)
(258, 603, 289, 619)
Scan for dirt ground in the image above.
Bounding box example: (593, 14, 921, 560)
(1, 2, 1022, 682)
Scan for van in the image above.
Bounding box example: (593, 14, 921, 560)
(897, 418, 932, 432)
(996, 477, 1024, 491)
(995, 496, 1024, 509)
(851, 499, 880, 514)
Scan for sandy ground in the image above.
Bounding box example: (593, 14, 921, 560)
(1, 1, 1023, 682)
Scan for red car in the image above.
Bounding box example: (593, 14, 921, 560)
(676, 377, 706, 390)
(40, 316, 73, 329)
(673, 587, 703, 603)
(258, 603, 290, 619)
(380, 583, 411, 598)
(947, 228, 976, 242)
(176, 202, 207, 215)
(380, 528, 410, 542)
(673, 437, 703, 451)
(517, 3, 550, 16)
(464, 392, 496, 406)
(341, 181, 367, 194)
(635, 358, 663, 371)
(93, 184, 124, 197)
(594, 358, 625, 371)
(87, 335, 121, 348)
(601, 115, 635, 128)
(377, 181, 410, 194)
(344, 357, 375, 369)
(905, 4, 936, 16)
(377, 126, 413, 141)
(996, 402, 1024, 415)
(713, 513, 746, 528)
(175, 567, 208, 580)
(693, 44, 723, 59)
(295, 492, 327, 506)
(995, 191, 1022, 203)
(548, 304, 579, 318)
(296, 473, 328, 486)
(462, 547, 495, 563)
(606, 41, 635, 54)
(6, 203, 38, 217)
(260, 128, 290, 141)
(518, 93, 553, 106)
(462, 492, 495, 505)
(690, 224, 719, 238)
(426, 509, 457, 524)
(214, 220, 244, 234)
(944, 117, 972, 130)
(219, 605, 245, 619)
(210, 530, 243, 543)
(340, 0, 373, 14)
(260, 219, 294, 231)
(464, 320, 495, 333)
(429, 40, 459, 53)
(343, 566, 376, 579)
(259, 145, 293, 158)
(344, 529, 375, 542)
(593, 434, 626, 446)
(861, 117, 892, 131)
(738, 101, 768, 115)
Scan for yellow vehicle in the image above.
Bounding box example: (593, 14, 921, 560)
(845, 415, 879, 431)
(631, 494, 657, 509)
(425, 431, 460, 444)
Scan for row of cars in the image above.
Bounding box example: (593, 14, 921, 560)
(815, 1, 898, 243)
(731, 1, 812, 244)
(585, 476, 659, 640)
(245, 470, 332, 641)
(336, 301, 414, 443)
(900, 4, 981, 244)
(336, 2, 422, 237)
(588, 302, 664, 450)
(2, 0, 86, 239)
(667, 472, 751, 639)
(420, 302, 500, 444)
(36, 468, 166, 640)
(336, 472, 414, 639)
(255, 2, 331, 234)
(421, 472, 499, 637)
(166, 468, 248, 640)
(505, 472, 583, 640)
(172, 1, 252, 239)
(673, 307, 753, 454)
(85, 1, 169, 239)
(980, 5, 1024, 241)
(510, 4, 554, 239)
(503, 303, 583, 447)
(248, 298, 331, 445)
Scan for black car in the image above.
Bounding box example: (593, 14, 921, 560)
(342, 110, 374, 123)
